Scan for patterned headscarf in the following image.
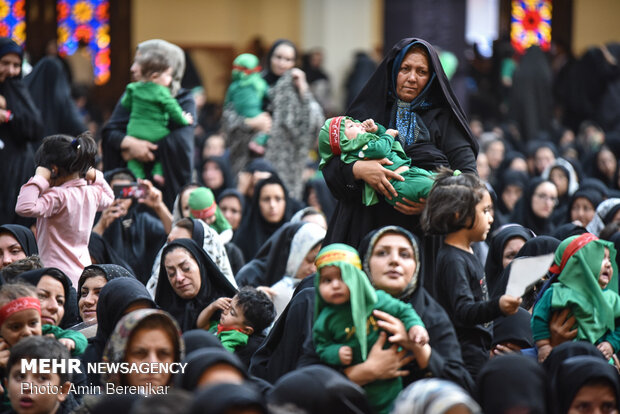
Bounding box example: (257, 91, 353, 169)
(392, 378, 481, 414)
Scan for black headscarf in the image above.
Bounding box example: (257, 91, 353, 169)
(182, 329, 224, 355)
(477, 354, 548, 414)
(16, 267, 77, 328)
(543, 341, 607, 382)
(492, 307, 534, 349)
(81, 276, 156, 385)
(155, 239, 237, 331)
(262, 39, 298, 87)
(347, 37, 477, 169)
(177, 347, 248, 391)
(550, 222, 588, 240)
(551, 355, 620, 414)
(566, 188, 604, 225)
(485, 224, 534, 295)
(491, 235, 561, 300)
(0, 224, 38, 255)
(510, 177, 557, 235)
(494, 169, 529, 217)
(198, 156, 234, 199)
(24, 56, 86, 137)
(303, 177, 337, 221)
(235, 222, 305, 287)
(216, 188, 246, 216)
(267, 365, 373, 414)
(189, 383, 267, 414)
(88, 232, 134, 274)
(233, 175, 293, 261)
(77, 264, 134, 302)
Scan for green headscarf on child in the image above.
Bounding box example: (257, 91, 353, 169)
(550, 233, 620, 343)
(314, 243, 378, 359)
(188, 187, 232, 235)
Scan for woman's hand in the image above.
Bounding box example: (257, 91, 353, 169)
(490, 343, 521, 358)
(120, 135, 157, 163)
(598, 341, 614, 360)
(549, 308, 578, 346)
(245, 112, 272, 133)
(499, 294, 522, 315)
(0, 94, 6, 109)
(138, 179, 173, 233)
(344, 332, 415, 385)
(290, 68, 309, 94)
(0, 338, 9, 369)
(352, 159, 403, 200)
(92, 199, 129, 235)
(394, 197, 426, 215)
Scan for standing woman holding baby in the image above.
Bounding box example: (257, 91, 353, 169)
(322, 38, 478, 291)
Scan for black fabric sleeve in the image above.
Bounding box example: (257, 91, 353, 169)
(436, 112, 477, 174)
(437, 255, 502, 326)
(321, 156, 363, 202)
(100, 99, 130, 171)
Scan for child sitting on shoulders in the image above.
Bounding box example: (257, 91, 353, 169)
(318, 116, 435, 206)
(197, 286, 275, 353)
(531, 233, 620, 362)
(312, 243, 428, 414)
(5, 336, 76, 414)
(121, 49, 194, 184)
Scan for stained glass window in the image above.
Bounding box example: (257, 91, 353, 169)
(0, 0, 26, 46)
(57, 0, 110, 85)
(511, 0, 552, 55)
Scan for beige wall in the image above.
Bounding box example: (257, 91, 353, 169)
(132, 0, 302, 101)
(573, 0, 620, 55)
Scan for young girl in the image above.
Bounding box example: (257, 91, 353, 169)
(15, 133, 114, 286)
(531, 233, 620, 362)
(421, 170, 522, 380)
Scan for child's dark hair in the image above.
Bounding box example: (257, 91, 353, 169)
(421, 169, 488, 235)
(136, 49, 172, 78)
(235, 287, 275, 334)
(7, 336, 71, 383)
(0, 255, 43, 282)
(34, 132, 96, 178)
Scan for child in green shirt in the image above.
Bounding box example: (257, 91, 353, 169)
(318, 116, 436, 207)
(313, 243, 428, 414)
(121, 49, 194, 184)
(197, 286, 275, 352)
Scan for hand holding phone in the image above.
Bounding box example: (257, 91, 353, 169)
(113, 182, 147, 199)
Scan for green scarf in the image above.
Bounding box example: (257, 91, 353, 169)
(314, 243, 378, 360)
(188, 187, 232, 234)
(551, 234, 620, 343)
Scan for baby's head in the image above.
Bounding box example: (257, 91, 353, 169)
(188, 187, 218, 225)
(317, 117, 365, 168)
(135, 49, 173, 87)
(231, 53, 262, 80)
(0, 283, 42, 347)
(6, 336, 71, 414)
(219, 287, 275, 335)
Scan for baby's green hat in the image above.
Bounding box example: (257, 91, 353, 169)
(188, 187, 216, 220)
(317, 116, 354, 169)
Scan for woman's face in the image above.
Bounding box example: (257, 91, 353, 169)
(79, 276, 107, 323)
(567, 383, 617, 414)
(486, 141, 505, 170)
(219, 196, 242, 231)
(502, 185, 523, 212)
(0, 53, 21, 82)
(0, 233, 26, 269)
(598, 149, 617, 180)
(259, 184, 286, 224)
(202, 161, 224, 190)
(180, 186, 198, 218)
(368, 233, 416, 297)
(510, 157, 528, 172)
(550, 167, 569, 196)
(571, 197, 596, 227)
(502, 237, 526, 269)
(125, 327, 175, 388)
(531, 181, 558, 219)
(270, 43, 296, 77)
(535, 147, 556, 175)
(295, 243, 322, 280)
(395, 49, 430, 103)
(37, 276, 65, 326)
(164, 248, 202, 299)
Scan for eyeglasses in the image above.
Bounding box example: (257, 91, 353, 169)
(534, 193, 558, 205)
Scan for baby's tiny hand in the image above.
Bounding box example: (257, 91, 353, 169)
(409, 325, 429, 346)
(59, 338, 76, 352)
(339, 345, 353, 365)
(362, 119, 378, 133)
(385, 129, 399, 137)
(183, 112, 194, 125)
